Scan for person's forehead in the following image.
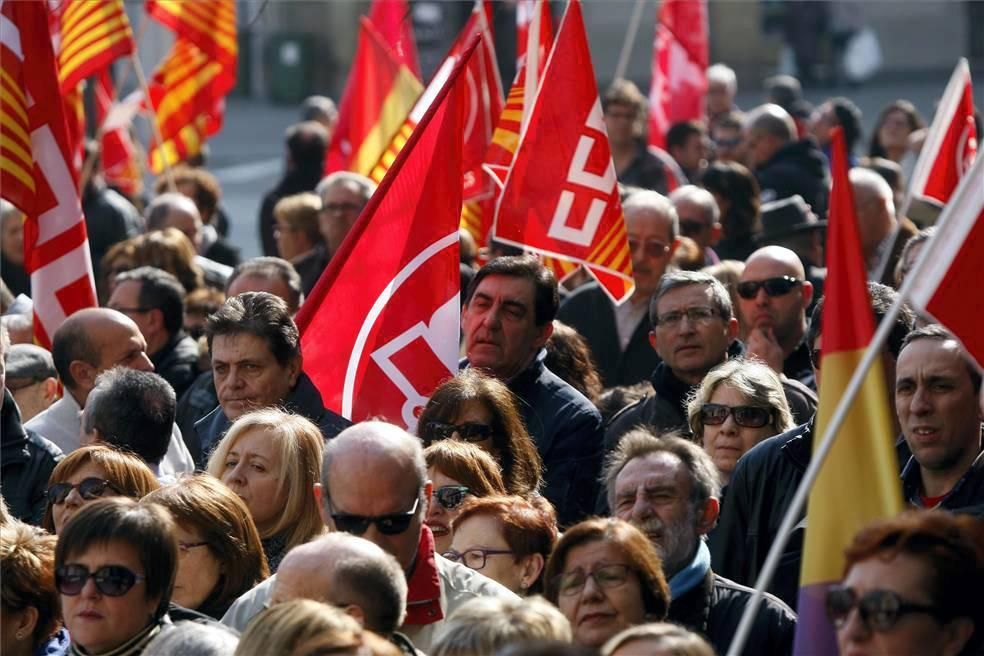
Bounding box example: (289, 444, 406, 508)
(897, 339, 969, 378)
(616, 451, 688, 490)
(605, 101, 638, 116)
(110, 279, 142, 302)
(324, 182, 364, 203)
(212, 331, 276, 360)
(92, 316, 142, 345)
(741, 255, 799, 281)
(473, 274, 536, 305)
(673, 198, 708, 222)
(228, 274, 291, 301)
(625, 207, 672, 236)
(656, 283, 713, 312)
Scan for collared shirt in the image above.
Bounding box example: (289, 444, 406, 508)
(613, 297, 650, 352)
(901, 449, 984, 510)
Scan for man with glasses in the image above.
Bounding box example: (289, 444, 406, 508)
(558, 190, 681, 387)
(605, 429, 796, 655)
(670, 185, 722, 267)
(315, 171, 376, 265)
(738, 246, 816, 390)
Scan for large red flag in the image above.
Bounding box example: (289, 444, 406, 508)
(367, 0, 420, 79)
(907, 58, 977, 214)
(296, 36, 479, 431)
(0, 0, 97, 347)
(647, 0, 709, 149)
(906, 152, 984, 367)
(493, 0, 634, 303)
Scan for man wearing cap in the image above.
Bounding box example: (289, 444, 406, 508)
(755, 195, 826, 312)
(5, 344, 59, 422)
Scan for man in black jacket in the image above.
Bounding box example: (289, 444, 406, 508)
(711, 282, 914, 608)
(605, 429, 796, 655)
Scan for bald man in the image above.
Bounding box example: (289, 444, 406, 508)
(738, 246, 816, 389)
(144, 193, 233, 288)
(25, 308, 194, 474)
(849, 167, 904, 282)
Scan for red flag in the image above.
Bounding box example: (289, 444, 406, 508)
(296, 36, 480, 430)
(367, 0, 420, 78)
(493, 0, 634, 304)
(906, 152, 984, 367)
(647, 0, 708, 149)
(0, 0, 97, 347)
(95, 71, 143, 197)
(907, 58, 977, 211)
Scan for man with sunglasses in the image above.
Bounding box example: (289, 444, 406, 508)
(605, 430, 796, 655)
(670, 185, 722, 267)
(738, 246, 816, 390)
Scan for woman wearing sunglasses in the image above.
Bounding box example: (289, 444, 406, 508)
(206, 408, 324, 572)
(55, 498, 178, 655)
(544, 518, 670, 649)
(417, 369, 543, 497)
(43, 445, 160, 534)
(141, 474, 269, 620)
(446, 495, 557, 595)
(828, 511, 982, 656)
(686, 357, 794, 488)
(423, 440, 507, 554)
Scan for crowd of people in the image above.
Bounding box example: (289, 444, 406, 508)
(1, 61, 983, 656)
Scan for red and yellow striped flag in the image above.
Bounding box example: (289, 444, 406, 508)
(57, 0, 135, 94)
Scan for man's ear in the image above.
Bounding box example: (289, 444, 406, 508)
(41, 377, 59, 403)
(800, 280, 814, 311)
(725, 316, 739, 342)
(520, 553, 546, 591)
(532, 320, 553, 350)
(313, 483, 331, 527)
(69, 360, 97, 392)
(710, 223, 723, 246)
(342, 604, 366, 628)
(287, 355, 302, 388)
(649, 329, 658, 352)
(698, 497, 720, 535)
(146, 308, 166, 335)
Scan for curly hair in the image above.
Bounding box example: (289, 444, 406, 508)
(1, 522, 60, 649)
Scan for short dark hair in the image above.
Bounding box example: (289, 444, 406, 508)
(809, 281, 914, 359)
(206, 292, 301, 367)
(331, 553, 406, 635)
(666, 120, 705, 152)
(51, 317, 98, 390)
(285, 121, 329, 175)
(227, 257, 302, 314)
(115, 266, 186, 335)
(55, 498, 177, 621)
(85, 367, 176, 466)
(900, 324, 982, 393)
(466, 255, 559, 326)
(829, 97, 863, 153)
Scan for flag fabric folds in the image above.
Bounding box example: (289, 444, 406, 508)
(647, 0, 708, 149)
(367, 0, 420, 79)
(57, 0, 135, 94)
(907, 58, 977, 214)
(0, 0, 97, 347)
(296, 36, 480, 432)
(493, 0, 634, 304)
(793, 127, 904, 654)
(906, 152, 984, 368)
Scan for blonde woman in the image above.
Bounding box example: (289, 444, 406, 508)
(207, 408, 324, 571)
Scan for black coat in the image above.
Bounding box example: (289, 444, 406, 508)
(556, 282, 661, 387)
(618, 142, 670, 193)
(669, 569, 797, 656)
(176, 370, 218, 468)
(1, 390, 63, 525)
(82, 183, 142, 284)
(152, 331, 201, 400)
(756, 140, 830, 220)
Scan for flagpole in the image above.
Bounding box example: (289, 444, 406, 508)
(613, 0, 646, 82)
(131, 52, 176, 192)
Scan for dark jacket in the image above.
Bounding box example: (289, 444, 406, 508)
(259, 170, 323, 257)
(669, 569, 797, 656)
(203, 237, 241, 268)
(618, 142, 670, 193)
(293, 244, 331, 296)
(194, 372, 351, 460)
(176, 371, 218, 468)
(901, 449, 984, 516)
(1, 259, 30, 297)
(1, 390, 63, 525)
(556, 283, 661, 387)
(783, 339, 816, 391)
(756, 140, 830, 221)
(82, 182, 142, 284)
(714, 234, 759, 263)
(472, 351, 603, 527)
(152, 331, 201, 399)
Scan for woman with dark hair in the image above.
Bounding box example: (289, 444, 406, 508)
(829, 511, 983, 656)
(423, 441, 508, 555)
(545, 321, 603, 402)
(544, 518, 670, 649)
(1, 521, 67, 656)
(700, 161, 760, 262)
(868, 100, 925, 163)
(417, 369, 543, 497)
(55, 498, 178, 655)
(141, 474, 270, 620)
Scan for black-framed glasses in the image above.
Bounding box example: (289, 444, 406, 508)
(825, 585, 946, 632)
(654, 306, 719, 328)
(56, 564, 146, 597)
(736, 276, 803, 299)
(554, 563, 634, 597)
(679, 219, 709, 237)
(46, 478, 119, 505)
(425, 421, 494, 443)
(700, 403, 774, 428)
(443, 548, 515, 570)
(328, 497, 420, 536)
(627, 238, 670, 259)
(433, 485, 471, 510)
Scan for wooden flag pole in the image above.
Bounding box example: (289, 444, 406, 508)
(130, 51, 176, 192)
(613, 0, 646, 83)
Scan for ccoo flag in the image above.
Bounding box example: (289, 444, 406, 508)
(793, 127, 904, 654)
(296, 36, 480, 432)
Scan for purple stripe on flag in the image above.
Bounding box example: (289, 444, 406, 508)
(793, 581, 840, 656)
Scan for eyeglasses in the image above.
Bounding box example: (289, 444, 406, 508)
(679, 220, 709, 237)
(55, 564, 146, 597)
(424, 421, 493, 443)
(433, 485, 471, 510)
(627, 238, 671, 259)
(700, 403, 774, 428)
(322, 202, 363, 214)
(555, 563, 634, 597)
(328, 497, 420, 536)
(654, 306, 719, 328)
(736, 276, 803, 300)
(825, 585, 946, 632)
(443, 548, 515, 570)
(46, 478, 119, 505)
(178, 541, 210, 556)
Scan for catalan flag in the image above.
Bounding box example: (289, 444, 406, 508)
(57, 0, 135, 94)
(793, 127, 904, 654)
(367, 0, 420, 79)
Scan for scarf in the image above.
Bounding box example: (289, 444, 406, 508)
(404, 525, 444, 626)
(69, 619, 163, 656)
(668, 541, 712, 600)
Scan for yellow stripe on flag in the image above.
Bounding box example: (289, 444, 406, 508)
(351, 67, 422, 175)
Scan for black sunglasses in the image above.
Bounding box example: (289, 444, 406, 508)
(736, 276, 803, 300)
(825, 585, 946, 632)
(328, 497, 420, 536)
(46, 478, 119, 505)
(700, 403, 774, 428)
(425, 421, 494, 443)
(434, 485, 471, 510)
(56, 564, 146, 597)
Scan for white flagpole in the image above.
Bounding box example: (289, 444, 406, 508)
(613, 0, 646, 83)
